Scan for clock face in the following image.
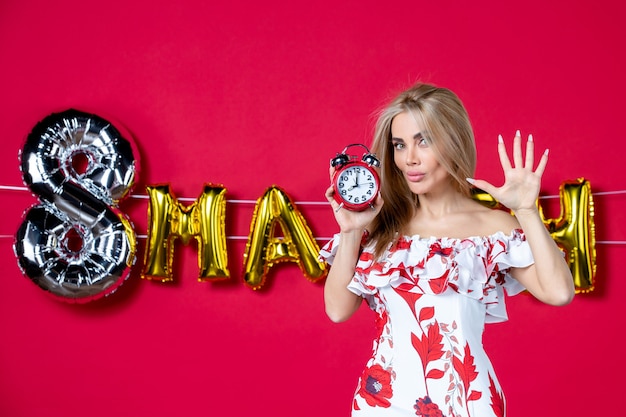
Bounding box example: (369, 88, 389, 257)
(335, 164, 379, 208)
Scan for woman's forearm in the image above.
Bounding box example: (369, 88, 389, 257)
(323, 230, 364, 322)
(513, 208, 575, 305)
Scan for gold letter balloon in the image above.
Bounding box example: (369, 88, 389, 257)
(539, 178, 596, 293)
(141, 184, 230, 282)
(14, 109, 138, 302)
(243, 186, 327, 290)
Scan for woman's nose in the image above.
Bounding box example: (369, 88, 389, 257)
(406, 147, 419, 165)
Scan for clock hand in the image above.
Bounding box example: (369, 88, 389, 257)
(355, 171, 360, 186)
(349, 179, 363, 190)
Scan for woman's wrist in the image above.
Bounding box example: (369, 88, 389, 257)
(339, 228, 367, 241)
(512, 206, 540, 219)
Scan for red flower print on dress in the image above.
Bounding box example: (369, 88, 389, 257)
(428, 242, 453, 258)
(452, 342, 482, 407)
(375, 309, 390, 337)
(356, 364, 394, 408)
(414, 396, 444, 417)
(394, 287, 423, 319)
(494, 269, 506, 286)
(392, 236, 412, 251)
(412, 308, 446, 380)
(488, 373, 505, 417)
(428, 270, 450, 294)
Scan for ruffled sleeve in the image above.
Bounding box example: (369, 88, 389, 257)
(317, 233, 342, 265)
(318, 232, 381, 297)
(478, 229, 534, 322)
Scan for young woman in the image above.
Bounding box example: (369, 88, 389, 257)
(320, 83, 574, 416)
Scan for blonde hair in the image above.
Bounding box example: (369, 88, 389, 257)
(368, 83, 477, 257)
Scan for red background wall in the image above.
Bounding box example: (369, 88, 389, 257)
(1, 1, 624, 416)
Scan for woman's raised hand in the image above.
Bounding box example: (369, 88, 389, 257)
(468, 130, 549, 214)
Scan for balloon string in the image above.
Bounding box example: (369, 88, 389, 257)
(591, 190, 626, 196)
(3, 184, 626, 243)
(0, 185, 29, 191)
(1, 234, 625, 244)
(0, 233, 333, 241)
(3, 184, 626, 203)
(538, 189, 626, 199)
(0, 185, 328, 206)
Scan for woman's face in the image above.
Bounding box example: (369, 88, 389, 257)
(390, 111, 450, 196)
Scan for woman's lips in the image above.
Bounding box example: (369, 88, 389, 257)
(406, 171, 425, 182)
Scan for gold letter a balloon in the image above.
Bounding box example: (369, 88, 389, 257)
(243, 186, 327, 290)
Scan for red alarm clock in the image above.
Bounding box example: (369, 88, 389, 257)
(331, 144, 381, 211)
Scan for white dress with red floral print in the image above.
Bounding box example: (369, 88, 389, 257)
(319, 229, 533, 417)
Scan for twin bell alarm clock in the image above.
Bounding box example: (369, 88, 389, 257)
(330, 144, 381, 211)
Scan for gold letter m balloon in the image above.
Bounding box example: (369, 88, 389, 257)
(142, 184, 230, 282)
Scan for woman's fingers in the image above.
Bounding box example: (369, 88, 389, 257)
(497, 135, 512, 171)
(325, 185, 337, 205)
(512, 130, 523, 168)
(466, 177, 496, 196)
(524, 134, 535, 169)
(500, 131, 545, 172)
(534, 148, 549, 177)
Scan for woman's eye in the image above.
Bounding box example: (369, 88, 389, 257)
(392, 142, 404, 150)
(418, 137, 429, 147)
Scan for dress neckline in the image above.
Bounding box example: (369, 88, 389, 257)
(398, 228, 523, 243)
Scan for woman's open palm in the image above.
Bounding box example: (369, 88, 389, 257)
(469, 131, 549, 213)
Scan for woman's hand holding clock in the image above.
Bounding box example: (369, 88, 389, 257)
(325, 165, 383, 234)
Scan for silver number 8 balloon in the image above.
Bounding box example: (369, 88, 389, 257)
(14, 109, 139, 302)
